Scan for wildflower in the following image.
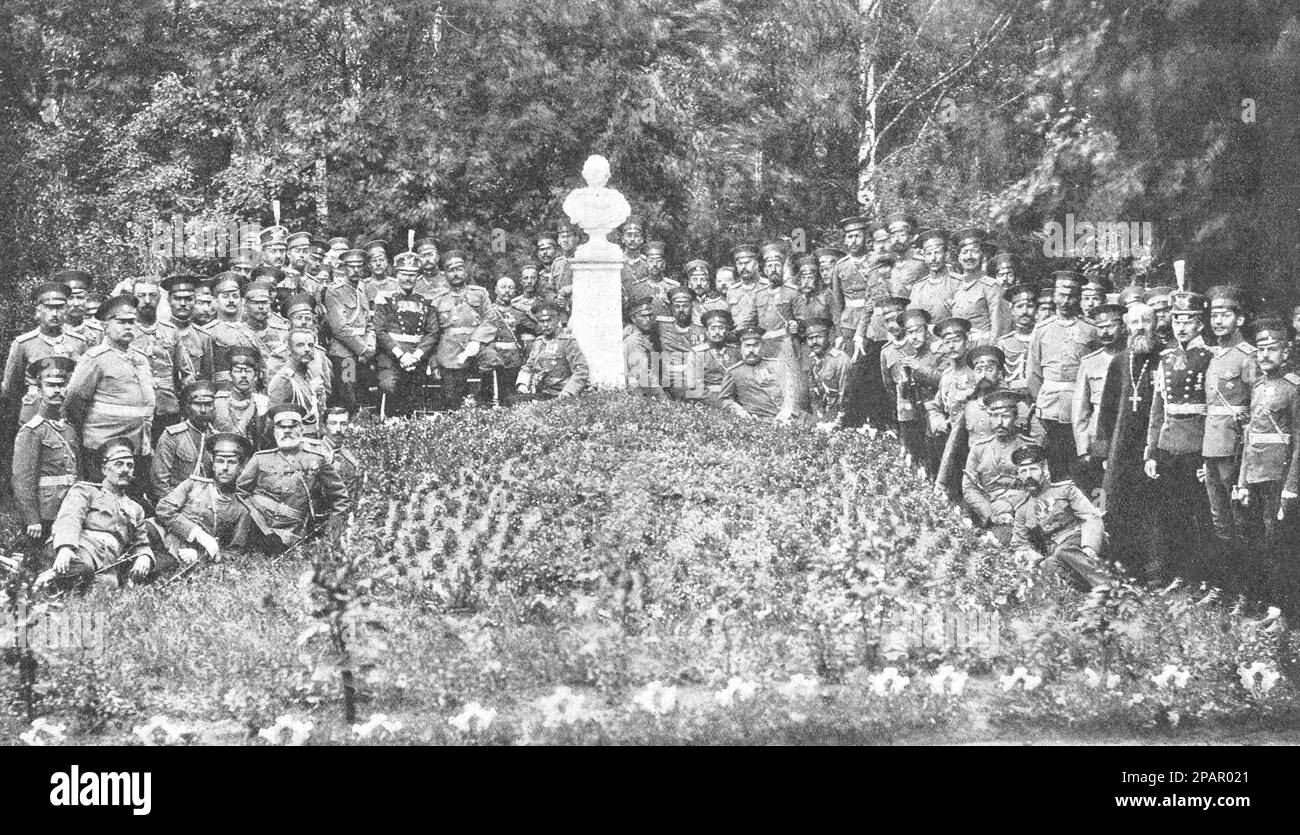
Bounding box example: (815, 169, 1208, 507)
(787, 711, 808, 723)
(1084, 668, 1101, 688)
(632, 681, 679, 716)
(353, 713, 404, 739)
(1106, 673, 1121, 690)
(1167, 710, 1181, 728)
(1237, 661, 1282, 694)
(928, 665, 968, 696)
(999, 666, 1042, 692)
(257, 715, 313, 746)
(133, 715, 186, 746)
(778, 674, 819, 699)
(19, 718, 67, 746)
(1150, 664, 1191, 690)
(448, 703, 496, 734)
(714, 676, 759, 707)
(539, 686, 590, 728)
(867, 667, 910, 696)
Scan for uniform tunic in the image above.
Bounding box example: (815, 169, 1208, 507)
(809, 348, 852, 420)
(50, 481, 152, 572)
(63, 344, 157, 454)
(722, 358, 790, 419)
(150, 421, 210, 502)
(1027, 316, 1099, 424)
(12, 415, 79, 527)
(133, 321, 187, 416)
(172, 322, 215, 386)
(1203, 337, 1259, 458)
(962, 434, 1032, 525)
(318, 437, 365, 507)
(478, 304, 532, 371)
(1145, 337, 1214, 457)
(949, 274, 1008, 340)
(908, 273, 961, 322)
(202, 319, 263, 381)
(2, 330, 88, 421)
(689, 343, 740, 406)
(237, 447, 351, 546)
(155, 476, 256, 551)
(887, 257, 928, 299)
(267, 365, 331, 437)
(657, 321, 707, 393)
(624, 327, 662, 396)
(374, 290, 440, 368)
(828, 255, 889, 338)
(519, 333, 589, 398)
(1071, 347, 1118, 456)
(725, 278, 770, 331)
(1238, 373, 1300, 491)
(754, 284, 800, 359)
(323, 283, 376, 363)
(432, 287, 497, 369)
(245, 319, 291, 380)
(997, 331, 1033, 392)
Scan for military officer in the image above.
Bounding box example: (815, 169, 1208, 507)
(1146, 285, 1175, 347)
(883, 308, 944, 476)
(268, 328, 331, 436)
(3, 281, 87, 423)
(949, 228, 1007, 341)
(150, 379, 215, 504)
(192, 277, 218, 328)
(374, 252, 441, 416)
(634, 240, 679, 323)
(153, 431, 256, 571)
(361, 239, 399, 303)
(988, 252, 1022, 289)
(229, 247, 260, 280)
(619, 214, 650, 296)
(56, 270, 102, 344)
(323, 236, 350, 270)
(259, 223, 289, 269)
(11, 357, 80, 542)
(1201, 285, 1259, 555)
(721, 327, 808, 422)
(1035, 282, 1056, 324)
(961, 389, 1033, 543)
(1080, 274, 1113, 321)
(63, 294, 156, 463)
(1009, 443, 1110, 590)
(884, 212, 928, 297)
(997, 283, 1038, 393)
(323, 247, 377, 412)
(753, 243, 801, 359)
(413, 237, 447, 297)
(726, 242, 769, 331)
(433, 250, 497, 409)
(656, 287, 707, 398)
(684, 259, 728, 326)
(1027, 271, 1098, 481)
(212, 346, 267, 448)
(242, 278, 291, 378)
(319, 407, 365, 507)
(624, 295, 665, 397)
(557, 219, 581, 261)
(805, 318, 851, 423)
(162, 274, 215, 386)
(689, 309, 741, 408)
(792, 255, 835, 337)
(927, 316, 978, 497)
(203, 272, 261, 381)
(1234, 320, 1300, 611)
(1071, 302, 1126, 498)
(813, 245, 847, 282)
(42, 437, 153, 589)
(908, 229, 960, 322)
(1144, 290, 1215, 584)
(516, 301, 589, 400)
(828, 217, 890, 348)
(237, 403, 351, 550)
(131, 276, 188, 433)
(536, 233, 570, 302)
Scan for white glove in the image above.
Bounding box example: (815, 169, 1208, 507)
(190, 529, 220, 558)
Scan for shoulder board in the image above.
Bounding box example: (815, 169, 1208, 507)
(665, 278, 681, 287)
(129, 347, 151, 360)
(165, 422, 188, 435)
(195, 321, 215, 333)
(1050, 479, 1072, 488)
(979, 276, 1000, 287)
(1285, 373, 1300, 386)
(1083, 347, 1105, 359)
(84, 344, 111, 358)
(270, 319, 290, 332)
(189, 475, 214, 483)
(691, 343, 709, 353)
(63, 331, 88, 345)
(834, 255, 852, 265)
(253, 449, 275, 457)
(340, 449, 361, 466)
(15, 329, 40, 342)
(725, 361, 745, 372)
(972, 436, 993, 446)
(1159, 346, 1176, 355)
(73, 480, 98, 489)
(21, 415, 44, 430)
(1034, 317, 1056, 329)
(214, 390, 230, 400)
(1236, 343, 1257, 355)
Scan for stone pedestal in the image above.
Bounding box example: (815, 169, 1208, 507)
(569, 257, 625, 389)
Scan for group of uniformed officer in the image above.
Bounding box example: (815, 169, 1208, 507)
(5, 213, 1297, 615)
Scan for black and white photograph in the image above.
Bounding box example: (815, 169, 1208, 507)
(1, 0, 1298, 793)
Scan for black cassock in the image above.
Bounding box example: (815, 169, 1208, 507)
(1094, 348, 1168, 582)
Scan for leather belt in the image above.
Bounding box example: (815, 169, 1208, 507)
(448, 326, 476, 335)
(1251, 433, 1291, 444)
(844, 298, 866, 308)
(89, 402, 154, 419)
(493, 341, 519, 350)
(252, 494, 306, 522)
(386, 333, 421, 344)
(1165, 403, 1207, 415)
(1207, 405, 1243, 416)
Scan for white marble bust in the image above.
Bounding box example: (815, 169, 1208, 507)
(562, 155, 630, 261)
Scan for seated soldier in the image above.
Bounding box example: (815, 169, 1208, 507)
(316, 406, 364, 507)
(12, 356, 80, 545)
(721, 327, 810, 423)
(1009, 443, 1110, 590)
(38, 436, 154, 590)
(962, 389, 1033, 543)
(153, 431, 256, 572)
(516, 301, 589, 400)
(150, 379, 216, 505)
(237, 403, 351, 551)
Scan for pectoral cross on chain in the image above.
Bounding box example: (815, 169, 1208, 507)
(1129, 387, 1143, 413)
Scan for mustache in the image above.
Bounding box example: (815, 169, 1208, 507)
(1130, 332, 1157, 354)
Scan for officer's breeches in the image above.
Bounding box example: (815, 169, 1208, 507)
(1203, 455, 1246, 546)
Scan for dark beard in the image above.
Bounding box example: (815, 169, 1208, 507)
(1015, 476, 1042, 492)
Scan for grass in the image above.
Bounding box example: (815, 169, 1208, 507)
(3, 393, 1300, 745)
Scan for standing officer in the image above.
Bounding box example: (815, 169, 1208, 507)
(949, 228, 1007, 341)
(433, 250, 497, 409)
(684, 259, 728, 325)
(63, 294, 156, 464)
(212, 346, 267, 448)
(805, 318, 851, 424)
(150, 379, 215, 504)
(1027, 271, 1098, 481)
(690, 309, 741, 408)
(657, 287, 707, 398)
(412, 237, 447, 297)
(162, 274, 215, 386)
(988, 252, 1022, 289)
(373, 252, 441, 416)
(362, 239, 399, 303)
(1080, 275, 1113, 321)
(323, 247, 376, 413)
(11, 357, 80, 543)
(884, 212, 928, 297)
(619, 214, 650, 296)
(997, 284, 1038, 393)
(259, 224, 289, 269)
(909, 229, 960, 322)
(3, 281, 87, 424)
(726, 242, 769, 331)
(131, 276, 187, 434)
(754, 244, 800, 360)
(56, 270, 101, 345)
(1071, 302, 1126, 499)
(828, 217, 889, 350)
(516, 301, 589, 400)
(241, 279, 290, 378)
(624, 295, 665, 398)
(192, 277, 218, 328)
(1202, 285, 1259, 558)
(237, 403, 351, 550)
(883, 308, 944, 476)
(319, 407, 365, 507)
(1144, 290, 1215, 584)
(268, 329, 331, 436)
(203, 272, 260, 382)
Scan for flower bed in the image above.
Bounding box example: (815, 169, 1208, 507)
(5, 393, 1299, 744)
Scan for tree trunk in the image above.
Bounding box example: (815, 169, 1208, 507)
(857, 0, 882, 213)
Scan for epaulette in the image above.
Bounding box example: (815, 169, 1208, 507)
(1033, 317, 1056, 330)
(15, 329, 42, 343)
(1050, 479, 1073, 488)
(979, 276, 1000, 287)
(835, 254, 852, 265)
(253, 449, 275, 457)
(691, 343, 710, 353)
(1159, 346, 1176, 356)
(83, 344, 111, 358)
(725, 361, 745, 372)
(21, 415, 44, 430)
(972, 435, 993, 446)
(1082, 347, 1106, 359)
(1236, 342, 1257, 355)
(189, 475, 213, 483)
(829, 348, 846, 358)
(1285, 372, 1300, 386)
(73, 480, 98, 488)
(164, 422, 188, 435)
(63, 330, 88, 345)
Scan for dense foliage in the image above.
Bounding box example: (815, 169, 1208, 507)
(5, 395, 1298, 744)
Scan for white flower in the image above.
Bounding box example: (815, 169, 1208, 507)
(539, 686, 590, 728)
(1106, 673, 1121, 690)
(1084, 668, 1101, 688)
(778, 674, 819, 699)
(133, 715, 186, 746)
(714, 676, 759, 707)
(1167, 710, 1181, 727)
(257, 715, 313, 746)
(787, 711, 808, 723)
(632, 681, 679, 716)
(448, 703, 496, 734)
(867, 666, 910, 696)
(927, 665, 968, 696)
(1238, 661, 1283, 694)
(353, 712, 404, 739)
(1000, 666, 1042, 692)
(1150, 664, 1191, 690)
(19, 717, 67, 746)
